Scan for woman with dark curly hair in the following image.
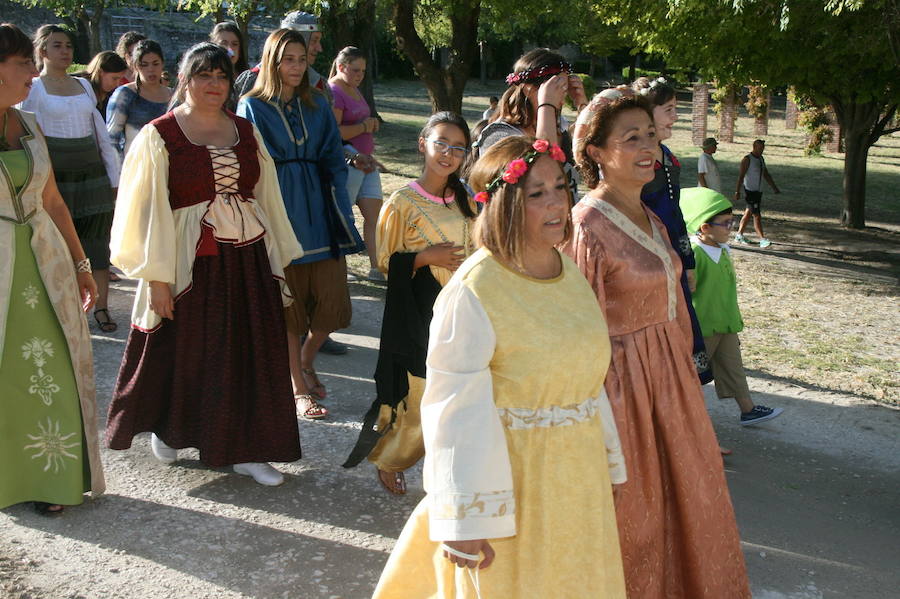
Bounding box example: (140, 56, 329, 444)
(562, 93, 750, 599)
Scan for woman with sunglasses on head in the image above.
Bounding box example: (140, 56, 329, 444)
(238, 30, 365, 420)
(344, 112, 478, 496)
(638, 77, 712, 384)
(373, 136, 626, 598)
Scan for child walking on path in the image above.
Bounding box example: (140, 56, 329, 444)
(681, 187, 784, 426)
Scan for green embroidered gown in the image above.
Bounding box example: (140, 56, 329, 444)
(0, 110, 103, 509)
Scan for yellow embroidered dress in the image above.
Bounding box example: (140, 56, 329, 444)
(367, 182, 475, 472)
(373, 248, 627, 598)
(0, 110, 104, 508)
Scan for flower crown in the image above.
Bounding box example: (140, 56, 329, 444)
(474, 139, 566, 204)
(505, 61, 573, 86)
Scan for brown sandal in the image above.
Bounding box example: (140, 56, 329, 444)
(300, 367, 327, 399)
(377, 468, 407, 495)
(296, 394, 328, 420)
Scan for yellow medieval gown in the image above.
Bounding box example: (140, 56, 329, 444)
(372, 248, 627, 598)
(367, 183, 475, 472)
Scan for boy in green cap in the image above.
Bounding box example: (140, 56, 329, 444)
(680, 187, 784, 426)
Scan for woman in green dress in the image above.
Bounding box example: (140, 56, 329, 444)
(0, 23, 105, 515)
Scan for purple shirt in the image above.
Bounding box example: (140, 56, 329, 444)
(330, 83, 374, 155)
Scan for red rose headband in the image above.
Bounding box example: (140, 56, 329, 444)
(474, 139, 566, 204)
(505, 61, 573, 86)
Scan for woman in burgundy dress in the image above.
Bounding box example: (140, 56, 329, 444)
(106, 43, 303, 486)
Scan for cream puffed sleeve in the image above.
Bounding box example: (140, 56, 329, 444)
(422, 278, 516, 542)
(251, 124, 303, 265)
(374, 193, 407, 276)
(110, 124, 174, 284)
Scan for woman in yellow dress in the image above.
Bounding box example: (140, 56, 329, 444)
(372, 136, 626, 598)
(344, 112, 477, 495)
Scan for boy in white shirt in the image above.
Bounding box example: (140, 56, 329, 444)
(697, 137, 721, 192)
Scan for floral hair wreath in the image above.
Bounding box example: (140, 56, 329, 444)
(474, 139, 566, 204)
(505, 60, 573, 86)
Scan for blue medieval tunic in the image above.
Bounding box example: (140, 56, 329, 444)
(641, 144, 712, 384)
(237, 93, 364, 264)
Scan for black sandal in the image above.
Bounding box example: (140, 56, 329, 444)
(32, 501, 64, 516)
(93, 308, 118, 333)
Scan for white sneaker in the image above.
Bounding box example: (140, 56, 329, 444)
(734, 234, 750, 244)
(758, 238, 772, 248)
(150, 433, 178, 464)
(233, 462, 284, 486)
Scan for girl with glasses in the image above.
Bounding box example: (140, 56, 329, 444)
(344, 112, 477, 496)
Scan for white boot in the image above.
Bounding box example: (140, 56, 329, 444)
(233, 462, 284, 486)
(150, 433, 178, 464)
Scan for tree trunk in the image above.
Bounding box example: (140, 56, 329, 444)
(392, 0, 480, 113)
(718, 89, 737, 143)
(840, 122, 870, 228)
(88, 2, 104, 58)
(785, 88, 799, 129)
(832, 100, 882, 228)
(691, 82, 708, 146)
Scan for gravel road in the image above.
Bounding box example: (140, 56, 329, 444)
(2, 276, 899, 599)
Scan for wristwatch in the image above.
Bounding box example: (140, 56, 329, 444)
(346, 153, 359, 167)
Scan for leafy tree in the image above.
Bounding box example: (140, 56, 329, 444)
(592, 0, 899, 228)
(391, 0, 481, 113)
(10, 0, 163, 56)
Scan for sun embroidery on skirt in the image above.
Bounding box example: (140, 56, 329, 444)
(24, 418, 79, 473)
(21, 283, 40, 309)
(21, 337, 59, 405)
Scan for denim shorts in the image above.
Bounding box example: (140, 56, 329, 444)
(346, 166, 383, 202)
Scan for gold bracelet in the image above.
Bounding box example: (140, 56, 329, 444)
(75, 258, 92, 273)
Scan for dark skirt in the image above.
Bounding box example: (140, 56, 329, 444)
(45, 135, 114, 269)
(107, 239, 301, 467)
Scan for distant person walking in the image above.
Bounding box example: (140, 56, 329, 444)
(734, 139, 780, 248)
(114, 31, 146, 85)
(106, 39, 172, 159)
(697, 136, 721, 192)
(329, 46, 384, 281)
(19, 24, 121, 335)
(681, 187, 785, 426)
(482, 95, 498, 120)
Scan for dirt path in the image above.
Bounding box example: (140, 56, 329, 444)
(2, 275, 899, 599)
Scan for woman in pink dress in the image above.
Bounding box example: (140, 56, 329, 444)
(561, 94, 751, 598)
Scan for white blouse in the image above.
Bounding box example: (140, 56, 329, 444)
(18, 77, 120, 187)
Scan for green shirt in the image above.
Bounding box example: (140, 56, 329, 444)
(691, 240, 744, 336)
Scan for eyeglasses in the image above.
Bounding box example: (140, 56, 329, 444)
(708, 221, 732, 228)
(429, 139, 469, 158)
